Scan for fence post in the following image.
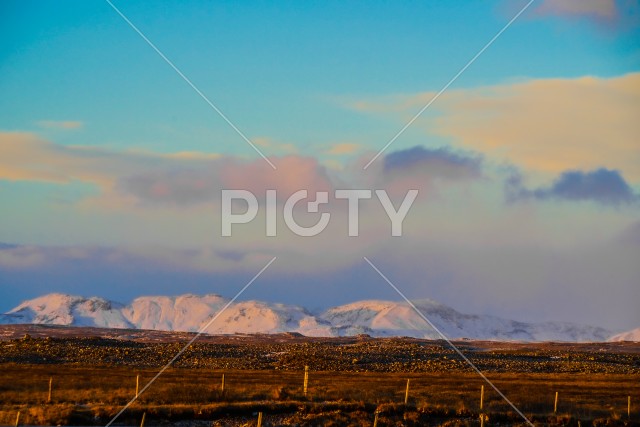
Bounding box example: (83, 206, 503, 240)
(136, 374, 140, 397)
(480, 385, 484, 410)
(221, 373, 225, 394)
(257, 411, 263, 427)
(303, 366, 309, 396)
(48, 377, 53, 403)
(14, 411, 20, 427)
(554, 391, 558, 413)
(480, 413, 484, 427)
(629, 396, 631, 419)
(404, 379, 410, 404)
(373, 411, 379, 427)
(140, 412, 146, 427)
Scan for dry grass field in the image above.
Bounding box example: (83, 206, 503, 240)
(1, 365, 638, 426)
(0, 326, 638, 426)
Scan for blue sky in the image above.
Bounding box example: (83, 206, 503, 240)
(2, 0, 637, 154)
(1, 0, 639, 331)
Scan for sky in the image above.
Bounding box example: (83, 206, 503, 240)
(1, 0, 639, 332)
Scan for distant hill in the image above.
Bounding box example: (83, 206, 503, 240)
(0, 293, 618, 342)
(608, 327, 640, 342)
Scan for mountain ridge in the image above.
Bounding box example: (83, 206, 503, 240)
(0, 293, 631, 342)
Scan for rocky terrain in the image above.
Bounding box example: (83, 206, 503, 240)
(1, 325, 638, 374)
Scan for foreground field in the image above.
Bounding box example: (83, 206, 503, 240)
(0, 326, 639, 426)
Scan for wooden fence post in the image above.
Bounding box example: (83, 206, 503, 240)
(480, 385, 485, 427)
(48, 377, 53, 403)
(404, 379, 410, 404)
(136, 374, 140, 397)
(257, 411, 263, 427)
(221, 373, 225, 393)
(303, 366, 309, 396)
(554, 391, 558, 413)
(14, 411, 20, 427)
(373, 411, 379, 427)
(140, 412, 146, 427)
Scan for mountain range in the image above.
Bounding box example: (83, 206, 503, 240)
(0, 293, 636, 342)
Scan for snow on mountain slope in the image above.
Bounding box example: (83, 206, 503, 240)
(206, 301, 333, 336)
(0, 293, 132, 328)
(123, 294, 228, 332)
(0, 293, 330, 336)
(0, 293, 614, 342)
(322, 299, 611, 341)
(608, 327, 640, 342)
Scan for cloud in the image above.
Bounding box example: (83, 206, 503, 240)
(0, 243, 240, 272)
(0, 131, 222, 207)
(0, 132, 110, 184)
(0, 131, 335, 206)
(383, 146, 482, 180)
(325, 143, 361, 155)
(122, 155, 334, 205)
(2, 201, 639, 330)
(508, 168, 638, 205)
(37, 120, 83, 130)
(0, 245, 47, 269)
(535, 0, 618, 21)
(2, 138, 638, 330)
(507, 0, 640, 30)
(353, 73, 640, 182)
(120, 169, 222, 205)
(220, 156, 334, 201)
(0, 132, 217, 188)
(252, 137, 298, 155)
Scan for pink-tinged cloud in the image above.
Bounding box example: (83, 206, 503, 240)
(2, 131, 477, 209)
(0, 132, 333, 206)
(536, 0, 617, 21)
(220, 155, 334, 200)
(119, 155, 335, 205)
(528, 0, 640, 30)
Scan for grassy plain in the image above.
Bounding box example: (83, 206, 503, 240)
(0, 364, 638, 426)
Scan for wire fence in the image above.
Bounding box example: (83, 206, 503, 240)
(0, 364, 638, 426)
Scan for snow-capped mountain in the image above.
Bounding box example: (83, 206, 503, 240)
(0, 294, 133, 329)
(608, 327, 640, 342)
(0, 293, 334, 337)
(321, 299, 612, 342)
(123, 294, 332, 336)
(0, 293, 617, 342)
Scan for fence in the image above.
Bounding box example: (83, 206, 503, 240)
(1, 364, 638, 426)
